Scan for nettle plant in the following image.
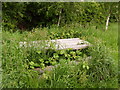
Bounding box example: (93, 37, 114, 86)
(48, 29, 82, 39)
(27, 47, 88, 69)
(26, 27, 88, 69)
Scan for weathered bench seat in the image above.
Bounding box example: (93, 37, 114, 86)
(19, 38, 91, 50)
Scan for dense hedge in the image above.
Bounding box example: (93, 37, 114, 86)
(2, 2, 118, 31)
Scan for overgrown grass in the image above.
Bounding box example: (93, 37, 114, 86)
(2, 23, 118, 88)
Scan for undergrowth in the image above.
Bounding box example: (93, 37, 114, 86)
(2, 23, 118, 88)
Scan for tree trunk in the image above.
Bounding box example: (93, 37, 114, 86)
(105, 13, 110, 31)
(57, 9, 62, 27)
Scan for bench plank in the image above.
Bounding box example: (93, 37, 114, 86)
(19, 38, 91, 50)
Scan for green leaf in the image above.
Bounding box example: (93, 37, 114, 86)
(29, 61, 34, 65)
(39, 59, 44, 63)
(83, 65, 86, 69)
(36, 51, 42, 54)
(53, 53, 59, 59)
(86, 66, 89, 70)
(60, 50, 66, 55)
(30, 66, 34, 69)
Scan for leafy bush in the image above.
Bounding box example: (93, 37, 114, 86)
(24, 26, 89, 69)
(26, 47, 88, 69)
(48, 29, 82, 39)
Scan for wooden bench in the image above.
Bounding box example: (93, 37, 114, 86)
(19, 38, 92, 77)
(19, 38, 91, 50)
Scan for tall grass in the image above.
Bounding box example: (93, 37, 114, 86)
(2, 23, 118, 88)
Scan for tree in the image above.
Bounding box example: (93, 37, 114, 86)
(2, 2, 26, 30)
(101, 2, 118, 30)
(2, 2, 118, 31)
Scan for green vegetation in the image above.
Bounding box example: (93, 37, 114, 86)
(1, 2, 118, 88)
(2, 2, 118, 31)
(2, 23, 118, 88)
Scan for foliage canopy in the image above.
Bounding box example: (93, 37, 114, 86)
(2, 2, 118, 31)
